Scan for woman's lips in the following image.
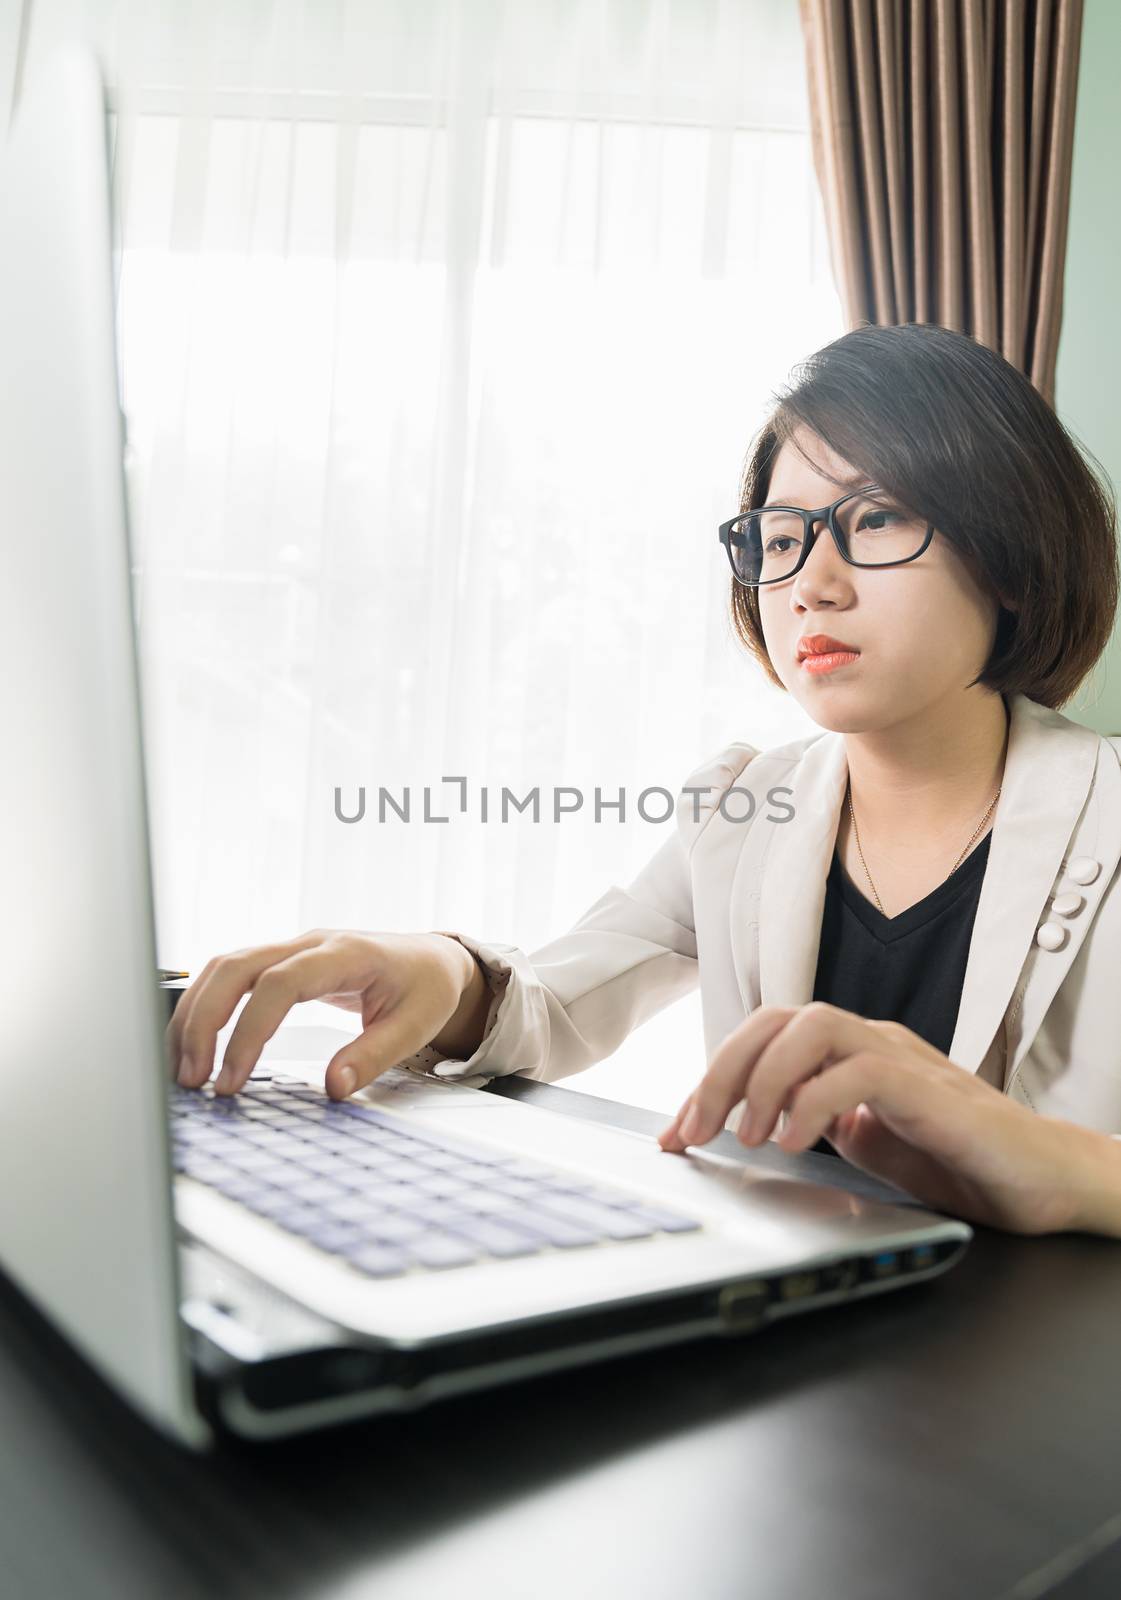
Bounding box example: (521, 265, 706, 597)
(799, 649, 861, 675)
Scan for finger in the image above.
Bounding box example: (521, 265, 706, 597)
(657, 1093, 700, 1152)
(676, 1006, 799, 1145)
(737, 1004, 888, 1147)
(214, 943, 346, 1094)
(323, 1000, 458, 1100)
(179, 932, 323, 1089)
(164, 958, 218, 1080)
(773, 1054, 895, 1152)
(826, 1103, 963, 1203)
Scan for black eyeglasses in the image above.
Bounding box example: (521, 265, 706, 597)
(718, 484, 936, 587)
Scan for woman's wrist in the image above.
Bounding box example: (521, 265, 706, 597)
(1051, 1119, 1121, 1237)
(428, 936, 493, 1061)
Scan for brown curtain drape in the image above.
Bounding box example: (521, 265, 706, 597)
(798, 0, 1084, 405)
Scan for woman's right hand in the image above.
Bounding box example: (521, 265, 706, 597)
(164, 929, 491, 1101)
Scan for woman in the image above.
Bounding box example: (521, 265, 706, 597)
(167, 323, 1121, 1237)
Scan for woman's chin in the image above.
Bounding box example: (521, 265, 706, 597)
(787, 678, 891, 734)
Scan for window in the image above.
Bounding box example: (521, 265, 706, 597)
(23, 0, 842, 1108)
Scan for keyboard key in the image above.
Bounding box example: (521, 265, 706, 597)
(239, 1191, 304, 1222)
(395, 1147, 458, 1171)
(298, 1150, 350, 1177)
(504, 1215, 599, 1249)
(239, 1132, 310, 1159)
(367, 1212, 428, 1245)
(175, 1124, 222, 1145)
(403, 1130, 507, 1165)
(374, 1137, 426, 1158)
(345, 1150, 411, 1174)
(410, 1173, 473, 1199)
(324, 1194, 387, 1224)
(264, 1208, 323, 1239)
(531, 1192, 656, 1239)
(455, 1190, 523, 1217)
(620, 1205, 702, 1234)
(286, 1176, 354, 1205)
(306, 1222, 365, 1254)
(440, 1159, 502, 1182)
(405, 1197, 480, 1227)
(223, 1147, 289, 1174)
(233, 1159, 298, 1186)
(443, 1218, 541, 1259)
(487, 1175, 547, 1199)
(317, 1130, 373, 1151)
(225, 1126, 271, 1152)
(403, 1233, 479, 1270)
(292, 1126, 341, 1147)
(554, 1181, 638, 1206)
(180, 1158, 228, 1184)
(348, 1244, 411, 1278)
(351, 1180, 418, 1209)
(210, 1173, 263, 1203)
(335, 1120, 393, 1142)
(371, 1160, 422, 1183)
(487, 1158, 557, 1180)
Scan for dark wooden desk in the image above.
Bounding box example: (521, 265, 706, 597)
(3, 1076, 1121, 1600)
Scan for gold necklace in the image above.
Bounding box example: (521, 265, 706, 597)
(846, 778, 1001, 917)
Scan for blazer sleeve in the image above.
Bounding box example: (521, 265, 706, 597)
(394, 740, 759, 1087)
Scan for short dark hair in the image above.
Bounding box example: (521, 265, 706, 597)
(731, 322, 1118, 710)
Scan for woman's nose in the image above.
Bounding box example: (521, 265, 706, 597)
(791, 519, 850, 593)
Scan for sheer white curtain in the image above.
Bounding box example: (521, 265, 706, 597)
(19, 0, 841, 1110)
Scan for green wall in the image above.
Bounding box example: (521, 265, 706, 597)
(1054, 0, 1121, 734)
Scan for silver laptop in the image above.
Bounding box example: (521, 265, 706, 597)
(0, 44, 971, 1453)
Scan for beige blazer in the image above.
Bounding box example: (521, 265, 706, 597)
(403, 692, 1121, 1140)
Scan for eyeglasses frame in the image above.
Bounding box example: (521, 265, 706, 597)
(718, 483, 936, 588)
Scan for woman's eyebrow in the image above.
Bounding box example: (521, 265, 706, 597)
(763, 476, 873, 506)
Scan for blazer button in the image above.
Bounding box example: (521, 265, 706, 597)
(1036, 921, 1068, 951)
(1068, 856, 1101, 885)
(1051, 891, 1085, 917)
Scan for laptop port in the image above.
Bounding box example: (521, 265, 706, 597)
(818, 1259, 859, 1293)
(905, 1244, 938, 1272)
(865, 1250, 900, 1280)
(778, 1270, 820, 1301)
(716, 1279, 770, 1332)
(773, 1273, 818, 1299)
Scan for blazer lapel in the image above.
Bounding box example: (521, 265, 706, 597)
(741, 693, 1110, 1079)
(947, 694, 1106, 1073)
(994, 713, 1121, 1087)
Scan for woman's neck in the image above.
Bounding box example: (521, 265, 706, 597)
(842, 692, 1010, 863)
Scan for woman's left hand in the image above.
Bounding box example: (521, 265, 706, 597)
(657, 1002, 1089, 1235)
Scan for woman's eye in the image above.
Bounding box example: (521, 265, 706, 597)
(857, 508, 901, 531)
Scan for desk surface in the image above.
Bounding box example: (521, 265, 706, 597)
(3, 1075, 1121, 1600)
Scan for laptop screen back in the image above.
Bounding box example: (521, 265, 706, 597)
(0, 45, 211, 1450)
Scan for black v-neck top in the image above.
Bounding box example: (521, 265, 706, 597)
(806, 830, 993, 1156)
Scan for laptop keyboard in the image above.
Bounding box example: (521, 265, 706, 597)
(169, 1080, 702, 1279)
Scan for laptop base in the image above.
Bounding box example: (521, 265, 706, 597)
(181, 1232, 969, 1442)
